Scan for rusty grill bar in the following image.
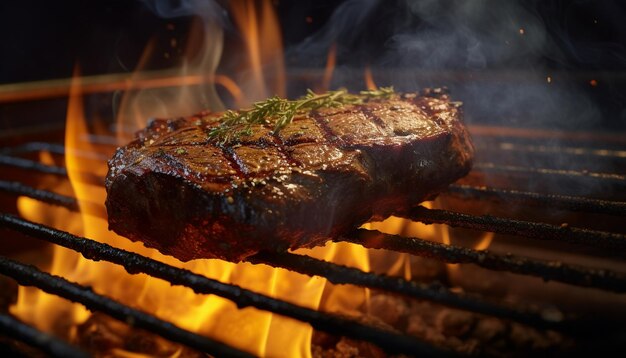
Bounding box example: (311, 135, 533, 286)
(1, 131, 626, 356)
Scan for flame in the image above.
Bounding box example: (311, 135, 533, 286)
(364, 67, 377, 90)
(365, 204, 442, 286)
(115, 15, 226, 144)
(320, 43, 337, 91)
(367, 200, 495, 286)
(439, 227, 494, 285)
(230, 0, 286, 100)
(474, 232, 495, 251)
(12, 2, 370, 356)
(439, 225, 461, 282)
(11, 1, 475, 355)
(13, 147, 88, 338)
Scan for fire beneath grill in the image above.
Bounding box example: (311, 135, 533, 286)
(2, 1, 626, 357)
(2, 98, 626, 356)
(2, 111, 626, 357)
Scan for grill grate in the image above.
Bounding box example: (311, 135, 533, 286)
(0, 256, 255, 358)
(0, 215, 447, 356)
(342, 228, 626, 292)
(3, 177, 625, 293)
(447, 184, 626, 216)
(404, 206, 626, 254)
(1, 127, 626, 356)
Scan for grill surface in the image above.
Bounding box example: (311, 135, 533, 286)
(2, 0, 626, 354)
(1, 123, 626, 356)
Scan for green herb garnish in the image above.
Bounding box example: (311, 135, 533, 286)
(208, 87, 395, 144)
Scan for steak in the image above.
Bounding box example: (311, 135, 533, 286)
(105, 89, 474, 262)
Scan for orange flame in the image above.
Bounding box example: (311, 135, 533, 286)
(13, 148, 88, 338)
(230, 0, 286, 100)
(11, 1, 473, 355)
(320, 43, 337, 91)
(441, 228, 494, 285)
(12, 2, 371, 356)
(366, 199, 495, 287)
(364, 66, 377, 90)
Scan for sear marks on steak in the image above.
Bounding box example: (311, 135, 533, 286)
(105, 89, 474, 262)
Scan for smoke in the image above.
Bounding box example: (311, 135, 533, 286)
(114, 0, 229, 139)
(287, 0, 380, 67)
(287, 1, 611, 124)
(142, 0, 227, 21)
(287, 0, 625, 197)
(387, 1, 549, 68)
(290, 0, 550, 66)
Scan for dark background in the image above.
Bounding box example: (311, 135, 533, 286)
(1, 0, 626, 133)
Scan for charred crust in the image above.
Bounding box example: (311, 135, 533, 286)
(105, 90, 473, 261)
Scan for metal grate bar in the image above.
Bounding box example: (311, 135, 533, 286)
(0, 142, 66, 156)
(474, 142, 626, 159)
(0, 154, 104, 186)
(3, 186, 625, 292)
(474, 162, 626, 183)
(468, 124, 626, 146)
(446, 184, 626, 216)
(6, 164, 626, 220)
(0, 313, 89, 358)
(404, 206, 626, 254)
(0, 181, 79, 211)
(0, 155, 67, 176)
(6, 143, 623, 215)
(0, 180, 107, 219)
(6, 149, 626, 252)
(249, 251, 567, 331)
(0, 214, 448, 356)
(1, 142, 111, 162)
(0, 256, 255, 358)
(340, 229, 626, 293)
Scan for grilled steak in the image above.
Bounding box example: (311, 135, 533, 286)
(105, 89, 473, 262)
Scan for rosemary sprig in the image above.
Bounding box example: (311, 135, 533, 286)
(207, 86, 395, 144)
